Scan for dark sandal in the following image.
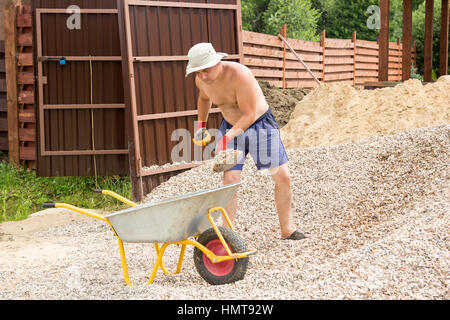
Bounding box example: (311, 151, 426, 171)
(285, 230, 307, 240)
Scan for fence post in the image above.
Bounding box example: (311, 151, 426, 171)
(4, 0, 19, 164)
(280, 24, 287, 89)
(352, 31, 357, 87)
(397, 37, 402, 81)
(320, 30, 326, 84)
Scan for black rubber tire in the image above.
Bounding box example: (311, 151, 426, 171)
(193, 227, 249, 285)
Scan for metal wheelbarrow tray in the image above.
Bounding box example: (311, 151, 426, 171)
(43, 182, 256, 286)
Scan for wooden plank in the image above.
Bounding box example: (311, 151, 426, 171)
(0, 60, 5, 73)
(355, 70, 378, 77)
(388, 64, 401, 70)
(355, 62, 378, 70)
(325, 39, 354, 48)
(355, 55, 379, 63)
(324, 57, 354, 65)
(285, 38, 323, 53)
(0, 118, 7, 131)
(17, 72, 34, 85)
(355, 77, 379, 84)
(285, 79, 322, 88)
(324, 72, 354, 81)
(19, 146, 36, 161)
(16, 13, 32, 27)
(424, 0, 434, 82)
(356, 40, 379, 49)
(325, 48, 354, 56)
(356, 47, 379, 56)
(251, 68, 322, 79)
(244, 46, 323, 62)
(285, 70, 322, 80)
(0, 79, 6, 92)
(18, 91, 34, 104)
(19, 109, 35, 123)
(0, 40, 4, 53)
(18, 53, 33, 66)
(388, 56, 401, 63)
(19, 127, 35, 142)
(325, 64, 354, 73)
(242, 31, 282, 48)
(4, 2, 19, 164)
(243, 31, 323, 53)
(0, 137, 8, 151)
(243, 57, 323, 70)
(0, 98, 6, 111)
(440, 0, 449, 76)
(379, 0, 390, 81)
(17, 33, 33, 47)
(388, 69, 402, 75)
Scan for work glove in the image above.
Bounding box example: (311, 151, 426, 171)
(192, 121, 211, 147)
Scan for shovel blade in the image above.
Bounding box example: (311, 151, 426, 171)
(212, 149, 243, 173)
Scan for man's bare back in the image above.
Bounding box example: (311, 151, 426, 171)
(196, 61, 269, 126)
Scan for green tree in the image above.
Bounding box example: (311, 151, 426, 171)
(263, 0, 322, 41)
(323, 0, 379, 40)
(241, 0, 270, 33)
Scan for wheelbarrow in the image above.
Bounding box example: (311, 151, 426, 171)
(43, 182, 256, 286)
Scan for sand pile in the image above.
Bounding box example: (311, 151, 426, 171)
(280, 76, 450, 149)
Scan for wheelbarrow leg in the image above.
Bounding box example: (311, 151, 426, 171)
(148, 243, 170, 284)
(154, 243, 187, 276)
(147, 242, 189, 284)
(117, 238, 131, 286)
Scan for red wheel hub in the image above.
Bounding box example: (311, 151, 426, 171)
(203, 240, 235, 276)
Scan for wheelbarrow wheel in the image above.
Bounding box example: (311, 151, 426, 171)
(194, 227, 249, 285)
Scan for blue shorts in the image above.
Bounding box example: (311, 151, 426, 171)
(218, 108, 289, 171)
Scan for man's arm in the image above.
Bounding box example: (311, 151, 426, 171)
(196, 76, 212, 122)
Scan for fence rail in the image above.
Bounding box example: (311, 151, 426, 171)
(242, 29, 416, 89)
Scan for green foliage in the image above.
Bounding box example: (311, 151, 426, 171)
(322, 0, 380, 41)
(241, 0, 321, 41)
(412, 0, 444, 77)
(241, 0, 270, 33)
(0, 159, 132, 223)
(410, 66, 423, 81)
(263, 0, 321, 41)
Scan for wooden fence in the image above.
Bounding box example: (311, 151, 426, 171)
(3, 3, 35, 166)
(242, 29, 416, 89)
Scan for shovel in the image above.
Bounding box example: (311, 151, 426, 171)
(212, 149, 244, 173)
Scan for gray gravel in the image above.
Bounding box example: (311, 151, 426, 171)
(0, 124, 448, 299)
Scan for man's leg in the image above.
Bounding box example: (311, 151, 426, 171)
(268, 163, 297, 239)
(222, 169, 242, 229)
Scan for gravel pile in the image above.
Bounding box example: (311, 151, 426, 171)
(0, 125, 448, 299)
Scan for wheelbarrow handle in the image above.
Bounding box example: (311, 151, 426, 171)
(43, 203, 55, 208)
(93, 189, 137, 207)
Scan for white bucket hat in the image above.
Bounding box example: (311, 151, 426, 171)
(185, 43, 228, 77)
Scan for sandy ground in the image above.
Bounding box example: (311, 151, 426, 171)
(0, 125, 448, 300)
(0, 209, 95, 267)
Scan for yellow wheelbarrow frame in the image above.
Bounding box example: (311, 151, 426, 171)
(44, 189, 256, 286)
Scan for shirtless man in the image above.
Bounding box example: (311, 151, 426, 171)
(186, 43, 306, 240)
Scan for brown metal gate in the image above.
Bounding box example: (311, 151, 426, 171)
(118, 0, 243, 200)
(33, 0, 129, 176)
